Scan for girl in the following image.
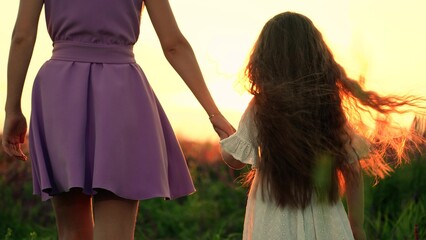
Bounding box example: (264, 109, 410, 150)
(219, 12, 425, 240)
(2, 0, 234, 239)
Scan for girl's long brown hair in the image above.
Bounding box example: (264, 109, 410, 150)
(245, 12, 425, 208)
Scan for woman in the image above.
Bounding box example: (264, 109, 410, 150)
(2, 0, 234, 239)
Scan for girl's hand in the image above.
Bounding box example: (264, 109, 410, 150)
(2, 112, 28, 161)
(209, 113, 235, 140)
(351, 226, 366, 240)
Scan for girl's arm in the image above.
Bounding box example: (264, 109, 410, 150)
(344, 161, 367, 240)
(220, 148, 246, 170)
(2, 0, 44, 160)
(219, 102, 256, 170)
(217, 129, 247, 170)
(144, 0, 234, 136)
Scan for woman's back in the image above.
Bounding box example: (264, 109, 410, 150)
(44, 0, 142, 45)
(29, 0, 196, 201)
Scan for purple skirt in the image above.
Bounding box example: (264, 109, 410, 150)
(29, 41, 195, 201)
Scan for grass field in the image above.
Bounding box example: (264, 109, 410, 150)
(1, 137, 425, 239)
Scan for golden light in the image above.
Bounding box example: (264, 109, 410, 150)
(1, 0, 425, 141)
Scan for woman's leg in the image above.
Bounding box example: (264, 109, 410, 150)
(92, 189, 139, 240)
(51, 189, 94, 240)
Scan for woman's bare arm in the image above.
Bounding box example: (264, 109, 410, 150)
(5, 0, 43, 113)
(2, 0, 44, 159)
(144, 0, 234, 136)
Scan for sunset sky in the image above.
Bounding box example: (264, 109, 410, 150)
(1, 0, 426, 141)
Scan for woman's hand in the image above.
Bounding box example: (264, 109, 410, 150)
(209, 113, 235, 140)
(2, 112, 28, 161)
(2, 0, 43, 161)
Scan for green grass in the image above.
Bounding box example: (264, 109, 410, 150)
(1, 139, 425, 239)
(363, 158, 426, 239)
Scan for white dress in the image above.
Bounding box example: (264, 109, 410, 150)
(220, 102, 369, 240)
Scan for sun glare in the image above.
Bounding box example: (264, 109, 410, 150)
(1, 0, 425, 142)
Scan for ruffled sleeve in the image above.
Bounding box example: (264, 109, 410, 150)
(220, 101, 259, 167)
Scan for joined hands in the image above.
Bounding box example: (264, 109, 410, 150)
(209, 113, 235, 140)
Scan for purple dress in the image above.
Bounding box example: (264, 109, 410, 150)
(29, 0, 195, 201)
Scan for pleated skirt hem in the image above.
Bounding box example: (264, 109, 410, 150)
(29, 59, 195, 201)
